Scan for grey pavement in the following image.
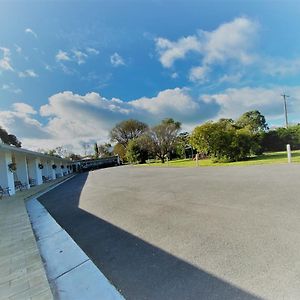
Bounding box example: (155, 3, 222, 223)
(26, 198, 124, 300)
(38, 164, 300, 300)
(0, 175, 74, 300)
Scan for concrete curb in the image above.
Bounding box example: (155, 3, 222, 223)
(26, 176, 125, 300)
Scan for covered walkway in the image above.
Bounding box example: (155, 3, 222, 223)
(0, 143, 73, 196)
(0, 174, 74, 299)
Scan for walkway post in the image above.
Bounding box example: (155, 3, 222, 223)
(15, 154, 30, 188)
(287, 144, 292, 163)
(28, 158, 43, 185)
(0, 151, 15, 195)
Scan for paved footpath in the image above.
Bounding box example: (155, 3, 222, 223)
(0, 177, 71, 300)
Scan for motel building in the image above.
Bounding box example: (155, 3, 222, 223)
(0, 143, 73, 196)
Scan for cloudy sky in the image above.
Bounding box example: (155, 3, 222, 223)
(1, 0, 300, 153)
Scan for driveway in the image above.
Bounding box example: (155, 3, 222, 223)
(38, 164, 300, 300)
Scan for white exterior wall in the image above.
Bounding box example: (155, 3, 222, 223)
(0, 151, 15, 195)
(28, 158, 43, 185)
(15, 155, 29, 188)
(0, 144, 72, 194)
(55, 160, 63, 178)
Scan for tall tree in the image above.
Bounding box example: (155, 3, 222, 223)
(149, 118, 181, 163)
(97, 143, 112, 158)
(110, 119, 148, 147)
(236, 110, 268, 133)
(113, 143, 127, 162)
(0, 126, 21, 147)
(94, 143, 99, 158)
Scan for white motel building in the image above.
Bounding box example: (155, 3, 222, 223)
(0, 143, 73, 196)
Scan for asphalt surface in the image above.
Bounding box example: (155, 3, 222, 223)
(38, 164, 300, 300)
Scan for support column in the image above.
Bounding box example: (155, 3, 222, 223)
(28, 158, 43, 185)
(0, 151, 15, 195)
(55, 161, 63, 178)
(41, 160, 48, 179)
(15, 155, 29, 188)
(60, 161, 65, 176)
(49, 160, 56, 180)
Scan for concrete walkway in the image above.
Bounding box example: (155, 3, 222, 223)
(0, 176, 72, 300)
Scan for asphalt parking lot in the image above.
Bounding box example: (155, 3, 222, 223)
(38, 164, 300, 300)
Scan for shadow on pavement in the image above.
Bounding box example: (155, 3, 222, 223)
(38, 172, 261, 300)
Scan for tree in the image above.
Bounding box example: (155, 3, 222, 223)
(0, 126, 21, 147)
(110, 119, 148, 147)
(172, 132, 194, 159)
(68, 153, 82, 161)
(97, 143, 112, 158)
(126, 134, 153, 164)
(94, 143, 99, 158)
(236, 110, 268, 133)
(42, 146, 71, 158)
(126, 140, 141, 164)
(149, 118, 181, 163)
(113, 143, 127, 162)
(262, 125, 300, 151)
(190, 120, 253, 162)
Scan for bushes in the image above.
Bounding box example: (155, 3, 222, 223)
(190, 117, 265, 162)
(262, 125, 300, 151)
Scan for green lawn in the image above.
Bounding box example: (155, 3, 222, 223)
(139, 150, 300, 167)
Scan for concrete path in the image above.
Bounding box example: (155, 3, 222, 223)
(0, 176, 72, 300)
(26, 198, 124, 300)
(38, 165, 300, 300)
(0, 195, 51, 299)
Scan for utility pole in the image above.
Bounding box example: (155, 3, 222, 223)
(281, 93, 291, 163)
(281, 93, 289, 128)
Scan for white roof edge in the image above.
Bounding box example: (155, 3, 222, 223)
(0, 143, 71, 163)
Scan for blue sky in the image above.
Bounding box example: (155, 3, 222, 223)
(1, 0, 300, 152)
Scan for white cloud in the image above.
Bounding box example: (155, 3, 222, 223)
(202, 86, 300, 121)
(155, 17, 258, 82)
(55, 50, 70, 62)
(86, 47, 99, 55)
(189, 66, 210, 82)
(18, 69, 38, 78)
(25, 28, 38, 38)
(72, 50, 88, 65)
(3, 85, 300, 153)
(110, 52, 125, 67)
(15, 44, 22, 54)
(1, 89, 212, 152)
(171, 72, 178, 79)
(1, 83, 22, 94)
(200, 17, 258, 65)
(0, 47, 14, 71)
(0, 103, 49, 140)
(155, 36, 202, 68)
(262, 57, 300, 77)
(13, 103, 37, 115)
(219, 73, 242, 84)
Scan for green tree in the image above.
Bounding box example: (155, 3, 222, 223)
(236, 110, 268, 133)
(113, 143, 127, 162)
(126, 140, 141, 163)
(126, 135, 153, 164)
(0, 126, 21, 147)
(190, 120, 253, 162)
(110, 119, 148, 147)
(149, 118, 181, 163)
(94, 143, 99, 158)
(262, 125, 300, 151)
